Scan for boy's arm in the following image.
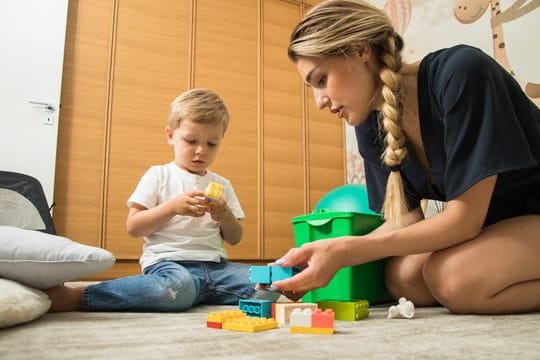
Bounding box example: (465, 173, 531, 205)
(126, 191, 207, 238)
(207, 199, 243, 245)
(219, 210, 244, 246)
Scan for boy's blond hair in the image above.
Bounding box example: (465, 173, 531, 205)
(168, 88, 230, 135)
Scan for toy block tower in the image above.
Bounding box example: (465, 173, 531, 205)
(290, 308, 334, 335)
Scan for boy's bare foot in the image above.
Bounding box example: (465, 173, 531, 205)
(44, 284, 85, 312)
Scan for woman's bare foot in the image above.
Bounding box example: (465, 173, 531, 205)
(44, 284, 86, 312)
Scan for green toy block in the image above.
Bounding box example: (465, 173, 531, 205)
(317, 299, 370, 321)
(291, 211, 393, 304)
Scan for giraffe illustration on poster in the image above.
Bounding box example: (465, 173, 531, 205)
(454, 0, 540, 108)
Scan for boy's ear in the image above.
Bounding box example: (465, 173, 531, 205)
(165, 126, 174, 144)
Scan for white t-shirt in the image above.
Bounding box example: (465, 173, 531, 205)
(127, 162, 245, 270)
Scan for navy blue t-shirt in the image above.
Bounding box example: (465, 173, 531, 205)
(355, 45, 540, 226)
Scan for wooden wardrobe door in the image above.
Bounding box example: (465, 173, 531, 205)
(104, 1, 191, 258)
(55, 0, 113, 248)
(192, 0, 259, 259)
(262, 0, 305, 259)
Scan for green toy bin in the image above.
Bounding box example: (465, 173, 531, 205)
(291, 210, 392, 304)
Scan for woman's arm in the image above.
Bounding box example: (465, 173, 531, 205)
(370, 206, 425, 236)
(272, 175, 497, 293)
(363, 175, 496, 261)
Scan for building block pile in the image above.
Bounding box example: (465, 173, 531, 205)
(205, 265, 372, 334)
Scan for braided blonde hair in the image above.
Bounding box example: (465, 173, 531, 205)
(288, 0, 408, 224)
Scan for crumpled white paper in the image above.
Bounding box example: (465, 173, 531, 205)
(387, 297, 415, 319)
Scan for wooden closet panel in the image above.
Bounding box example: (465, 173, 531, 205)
(262, 0, 304, 259)
(304, 0, 325, 6)
(193, 0, 259, 259)
(55, 0, 113, 247)
(307, 91, 346, 208)
(105, 1, 191, 258)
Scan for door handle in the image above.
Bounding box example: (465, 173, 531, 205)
(28, 101, 55, 112)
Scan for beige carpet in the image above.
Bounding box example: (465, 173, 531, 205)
(1, 305, 539, 359)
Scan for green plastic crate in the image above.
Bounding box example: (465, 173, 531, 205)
(291, 210, 392, 304)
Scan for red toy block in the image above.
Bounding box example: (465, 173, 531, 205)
(206, 321, 222, 329)
(311, 308, 334, 328)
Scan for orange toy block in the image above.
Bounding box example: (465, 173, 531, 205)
(311, 308, 334, 328)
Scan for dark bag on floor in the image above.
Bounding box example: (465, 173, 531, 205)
(0, 170, 56, 234)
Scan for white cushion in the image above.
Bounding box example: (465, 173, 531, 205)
(0, 226, 115, 289)
(0, 278, 51, 328)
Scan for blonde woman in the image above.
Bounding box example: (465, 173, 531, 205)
(272, 0, 540, 314)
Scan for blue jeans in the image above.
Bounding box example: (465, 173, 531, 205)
(81, 259, 256, 312)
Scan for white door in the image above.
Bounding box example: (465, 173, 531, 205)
(0, 0, 69, 207)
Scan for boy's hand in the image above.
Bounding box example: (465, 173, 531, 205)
(206, 198, 234, 222)
(170, 191, 207, 217)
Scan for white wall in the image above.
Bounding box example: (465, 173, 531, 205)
(0, 1, 69, 206)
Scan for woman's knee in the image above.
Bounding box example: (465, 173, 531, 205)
(386, 255, 431, 301)
(423, 254, 476, 314)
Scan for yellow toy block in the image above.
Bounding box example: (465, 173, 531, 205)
(222, 317, 278, 332)
(290, 326, 334, 335)
(206, 309, 246, 324)
(205, 181, 223, 202)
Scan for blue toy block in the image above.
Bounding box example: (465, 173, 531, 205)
(270, 266, 299, 281)
(249, 265, 300, 284)
(249, 266, 272, 284)
(238, 299, 273, 318)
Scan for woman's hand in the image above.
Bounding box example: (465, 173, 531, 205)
(270, 237, 353, 295)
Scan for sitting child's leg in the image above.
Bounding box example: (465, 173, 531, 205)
(82, 261, 199, 312)
(45, 284, 86, 312)
(46, 261, 200, 312)
(199, 260, 262, 305)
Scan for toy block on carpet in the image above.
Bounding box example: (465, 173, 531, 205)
(274, 302, 318, 324)
(206, 309, 246, 329)
(317, 299, 369, 321)
(289, 308, 334, 335)
(222, 317, 278, 333)
(238, 299, 273, 318)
